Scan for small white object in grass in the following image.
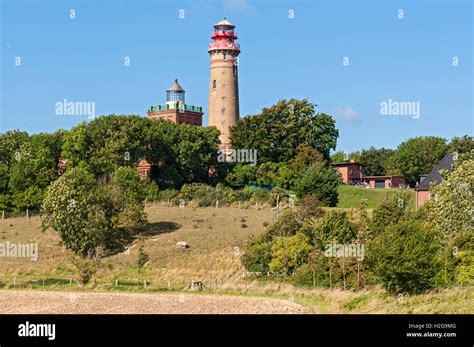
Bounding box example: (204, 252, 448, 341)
(176, 241, 190, 249)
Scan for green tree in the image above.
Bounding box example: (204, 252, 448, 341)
(428, 151, 473, 246)
(448, 135, 474, 154)
(241, 235, 273, 273)
(0, 131, 30, 193)
(370, 190, 411, 237)
(41, 167, 146, 257)
(230, 99, 338, 163)
(366, 220, 441, 294)
(293, 163, 339, 206)
(387, 136, 448, 185)
(62, 115, 149, 177)
(359, 147, 394, 176)
(313, 211, 357, 245)
(146, 120, 221, 187)
(331, 150, 361, 163)
(269, 232, 313, 274)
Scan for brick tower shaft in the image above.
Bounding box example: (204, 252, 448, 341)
(208, 17, 240, 150)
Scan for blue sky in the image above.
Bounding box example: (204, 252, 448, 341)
(1, 0, 472, 152)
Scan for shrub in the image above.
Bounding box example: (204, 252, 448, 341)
(232, 186, 254, 202)
(313, 211, 357, 245)
(270, 187, 289, 207)
(366, 219, 442, 294)
(71, 256, 100, 287)
(250, 188, 271, 203)
(158, 189, 179, 204)
(299, 194, 325, 220)
(269, 232, 313, 274)
(225, 164, 257, 187)
(264, 209, 303, 240)
(143, 181, 160, 202)
(370, 190, 410, 237)
(293, 163, 339, 206)
(241, 235, 273, 273)
(10, 186, 45, 212)
(429, 153, 474, 246)
(444, 232, 474, 285)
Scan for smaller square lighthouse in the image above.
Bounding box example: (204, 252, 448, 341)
(147, 79, 203, 126)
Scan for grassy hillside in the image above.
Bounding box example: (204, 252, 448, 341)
(0, 204, 471, 313)
(337, 185, 415, 209)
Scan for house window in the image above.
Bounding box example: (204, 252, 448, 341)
(212, 80, 216, 89)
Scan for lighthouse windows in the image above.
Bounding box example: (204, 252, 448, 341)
(223, 52, 227, 61)
(213, 80, 217, 89)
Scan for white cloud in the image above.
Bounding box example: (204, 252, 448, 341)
(336, 106, 360, 121)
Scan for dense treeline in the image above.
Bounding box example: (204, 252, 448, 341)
(0, 115, 223, 212)
(0, 100, 342, 211)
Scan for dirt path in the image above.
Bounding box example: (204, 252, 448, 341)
(0, 290, 308, 314)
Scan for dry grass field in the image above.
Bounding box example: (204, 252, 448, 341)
(0, 204, 472, 314)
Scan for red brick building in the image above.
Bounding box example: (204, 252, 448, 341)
(362, 175, 406, 189)
(333, 160, 364, 184)
(333, 161, 406, 188)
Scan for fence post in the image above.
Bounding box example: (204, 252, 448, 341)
(13, 277, 16, 286)
(115, 279, 118, 287)
(1, 210, 4, 220)
(26, 209, 29, 220)
(238, 201, 241, 209)
(216, 200, 219, 209)
(167, 280, 171, 290)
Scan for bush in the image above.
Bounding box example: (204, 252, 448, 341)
(158, 189, 179, 204)
(270, 187, 289, 207)
(177, 183, 233, 207)
(241, 235, 273, 273)
(264, 209, 304, 240)
(292, 261, 330, 288)
(225, 164, 257, 187)
(429, 153, 474, 246)
(232, 186, 254, 202)
(269, 232, 313, 274)
(444, 232, 474, 285)
(366, 220, 442, 294)
(293, 163, 339, 206)
(10, 186, 45, 212)
(250, 188, 271, 203)
(313, 211, 357, 245)
(143, 181, 160, 202)
(370, 190, 410, 237)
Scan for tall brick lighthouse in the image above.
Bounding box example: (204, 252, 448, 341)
(207, 17, 240, 150)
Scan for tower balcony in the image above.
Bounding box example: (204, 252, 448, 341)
(148, 103, 202, 113)
(208, 42, 240, 52)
